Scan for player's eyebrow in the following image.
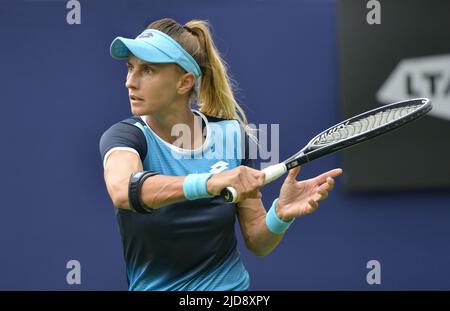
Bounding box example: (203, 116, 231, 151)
(126, 60, 158, 68)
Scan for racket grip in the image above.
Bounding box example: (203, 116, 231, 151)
(220, 163, 287, 203)
(261, 163, 288, 185)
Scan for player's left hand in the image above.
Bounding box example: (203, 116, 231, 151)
(276, 166, 343, 221)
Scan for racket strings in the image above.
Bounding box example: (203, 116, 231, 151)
(314, 104, 422, 145)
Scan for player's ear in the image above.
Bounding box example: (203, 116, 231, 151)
(177, 72, 195, 95)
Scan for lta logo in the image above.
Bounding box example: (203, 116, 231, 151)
(377, 54, 450, 121)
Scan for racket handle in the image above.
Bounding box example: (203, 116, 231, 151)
(261, 163, 288, 185)
(220, 163, 287, 203)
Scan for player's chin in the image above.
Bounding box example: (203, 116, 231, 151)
(130, 101, 149, 115)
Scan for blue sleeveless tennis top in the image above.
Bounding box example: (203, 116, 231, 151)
(99, 110, 255, 290)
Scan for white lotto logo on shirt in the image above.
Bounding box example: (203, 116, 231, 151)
(210, 161, 229, 174)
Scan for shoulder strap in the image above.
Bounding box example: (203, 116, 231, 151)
(120, 116, 147, 127)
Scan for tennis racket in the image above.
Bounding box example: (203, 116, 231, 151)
(221, 98, 432, 203)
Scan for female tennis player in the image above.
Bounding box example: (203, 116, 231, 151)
(99, 18, 342, 291)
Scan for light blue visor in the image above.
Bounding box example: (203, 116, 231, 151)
(110, 29, 201, 79)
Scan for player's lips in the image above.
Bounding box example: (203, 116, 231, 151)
(129, 94, 144, 101)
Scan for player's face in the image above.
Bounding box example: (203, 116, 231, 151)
(125, 55, 184, 115)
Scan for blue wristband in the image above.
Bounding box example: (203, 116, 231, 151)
(183, 173, 214, 200)
(266, 198, 295, 234)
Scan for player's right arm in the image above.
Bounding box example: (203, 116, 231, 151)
(104, 151, 264, 210)
(103, 150, 187, 210)
(100, 121, 188, 210)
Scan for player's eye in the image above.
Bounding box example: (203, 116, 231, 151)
(143, 66, 153, 73)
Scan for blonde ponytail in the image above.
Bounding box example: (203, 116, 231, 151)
(185, 21, 248, 124)
(147, 18, 254, 138)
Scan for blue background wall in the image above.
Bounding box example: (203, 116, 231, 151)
(0, 0, 449, 290)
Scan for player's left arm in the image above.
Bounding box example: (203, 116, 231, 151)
(236, 166, 342, 257)
(235, 128, 284, 257)
(236, 197, 283, 257)
(235, 123, 342, 256)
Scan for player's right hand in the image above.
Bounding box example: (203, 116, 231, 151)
(206, 166, 265, 202)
